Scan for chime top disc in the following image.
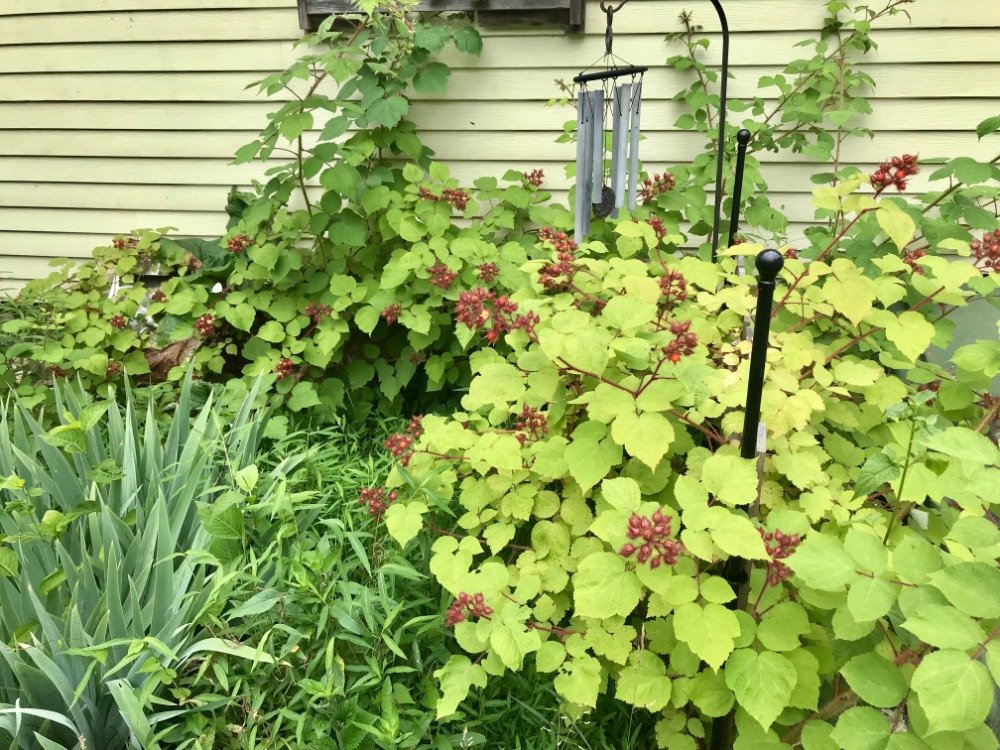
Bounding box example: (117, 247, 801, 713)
(593, 186, 616, 218)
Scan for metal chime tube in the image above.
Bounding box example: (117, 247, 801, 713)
(710, 248, 784, 750)
(592, 91, 606, 206)
(627, 79, 643, 210)
(575, 91, 593, 240)
(610, 83, 631, 218)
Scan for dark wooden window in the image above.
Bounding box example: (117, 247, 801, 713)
(297, 0, 585, 33)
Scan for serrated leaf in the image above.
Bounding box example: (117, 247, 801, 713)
(830, 707, 891, 750)
(615, 650, 672, 711)
(840, 653, 908, 708)
(911, 650, 994, 733)
(786, 533, 855, 591)
(901, 604, 984, 650)
(929, 563, 1000, 617)
(384, 502, 428, 548)
(674, 602, 741, 670)
(724, 649, 797, 730)
(573, 552, 641, 619)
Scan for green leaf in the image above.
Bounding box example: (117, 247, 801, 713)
(0, 548, 18, 578)
(535, 640, 566, 673)
(554, 654, 602, 708)
(876, 203, 916, 250)
(756, 601, 809, 651)
(413, 62, 451, 94)
(891, 533, 941, 584)
(706, 508, 770, 560)
(922, 426, 999, 465)
(724, 649, 797, 731)
(702, 451, 759, 506)
(883, 311, 936, 364)
(830, 707, 891, 750)
(434, 655, 487, 719)
(287, 381, 322, 411)
(844, 528, 888, 576)
(573, 552, 641, 619)
(901, 604, 984, 650)
(384, 501, 427, 547)
(840, 653, 908, 708)
(929, 562, 1000, 617)
(910, 650, 994, 733)
(976, 115, 1000, 139)
(673, 602, 741, 671)
(846, 576, 896, 622)
(614, 411, 675, 470)
(257, 320, 285, 343)
(615, 650, 672, 712)
(786, 533, 855, 591)
(367, 95, 409, 129)
(950, 156, 993, 184)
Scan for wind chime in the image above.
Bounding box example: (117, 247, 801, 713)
(573, 1, 648, 241)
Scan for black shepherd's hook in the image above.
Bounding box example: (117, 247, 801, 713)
(596, 1, 732, 259)
(708, 0, 730, 260)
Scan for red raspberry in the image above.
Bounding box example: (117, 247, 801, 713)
(109, 315, 127, 330)
(523, 169, 545, 187)
(647, 215, 667, 240)
(477, 262, 500, 284)
(358, 487, 398, 517)
(662, 320, 697, 361)
(428, 262, 458, 290)
(227, 234, 252, 254)
(194, 314, 215, 337)
(106, 362, 123, 378)
(971, 229, 1000, 273)
(903, 248, 927, 274)
(759, 528, 802, 587)
(275, 358, 294, 381)
(620, 509, 684, 568)
(305, 303, 332, 324)
(381, 304, 402, 325)
(870, 154, 918, 192)
(640, 173, 676, 204)
(659, 270, 688, 310)
(445, 592, 493, 627)
(150, 289, 167, 303)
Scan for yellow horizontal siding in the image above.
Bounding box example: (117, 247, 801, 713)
(1, 0, 999, 283)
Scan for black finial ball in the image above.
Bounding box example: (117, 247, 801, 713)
(756, 249, 784, 281)
(736, 128, 752, 146)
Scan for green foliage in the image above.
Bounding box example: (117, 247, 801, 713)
(375, 168, 999, 745)
(0, 378, 295, 748)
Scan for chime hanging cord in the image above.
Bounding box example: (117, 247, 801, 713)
(599, 0, 731, 258)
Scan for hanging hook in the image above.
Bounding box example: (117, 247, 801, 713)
(599, 1, 629, 56)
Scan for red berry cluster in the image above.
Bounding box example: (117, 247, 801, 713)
(408, 415, 424, 439)
(870, 154, 918, 192)
(186, 255, 203, 272)
(759, 528, 801, 587)
(194, 314, 215, 337)
(477, 262, 500, 284)
(305, 302, 332, 323)
(275, 357, 295, 381)
(151, 289, 167, 303)
(903, 248, 927, 274)
(106, 362, 123, 378)
(971, 229, 1000, 272)
(784, 248, 799, 260)
(640, 173, 676, 204)
(523, 169, 545, 187)
(384, 433, 414, 465)
(444, 592, 493, 627)
(49, 365, 68, 378)
(227, 234, 252, 254)
(428, 262, 458, 290)
(419, 187, 470, 211)
(515, 405, 547, 444)
(359, 487, 398, 517)
(111, 236, 138, 251)
(381, 304, 402, 325)
(620, 509, 684, 568)
(538, 228, 579, 290)
(109, 315, 127, 330)
(659, 270, 688, 310)
(662, 321, 697, 363)
(647, 215, 667, 240)
(455, 287, 537, 344)
(917, 380, 940, 402)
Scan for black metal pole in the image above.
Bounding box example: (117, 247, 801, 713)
(710, 248, 784, 750)
(709, 0, 730, 261)
(727, 128, 751, 247)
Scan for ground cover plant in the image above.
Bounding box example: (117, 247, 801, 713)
(0, 0, 998, 748)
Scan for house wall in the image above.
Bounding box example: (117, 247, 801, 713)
(1, 0, 998, 287)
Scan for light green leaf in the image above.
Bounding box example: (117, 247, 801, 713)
(706, 508, 770, 560)
(554, 654, 602, 708)
(929, 562, 1000, 618)
(573, 552, 642, 619)
(876, 203, 916, 250)
(756, 601, 810, 651)
(724, 649, 797, 730)
(922, 427, 999, 465)
(384, 501, 428, 548)
(901, 604, 984, 650)
(614, 411, 675, 470)
(911, 650, 994, 733)
(840, 653, 908, 708)
(830, 707, 891, 750)
(535, 640, 566, 673)
(702, 451, 759, 506)
(615, 650, 673, 712)
(846, 576, 896, 622)
(434, 655, 487, 718)
(786, 533, 855, 591)
(674, 602, 741, 671)
(883, 312, 936, 363)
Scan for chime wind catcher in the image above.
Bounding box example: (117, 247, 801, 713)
(572, 1, 648, 240)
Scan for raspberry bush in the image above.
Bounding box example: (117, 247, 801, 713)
(376, 177, 999, 746)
